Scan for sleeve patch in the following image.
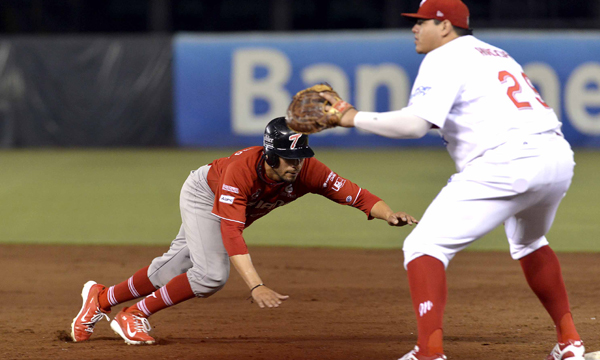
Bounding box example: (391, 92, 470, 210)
(323, 171, 337, 188)
(219, 195, 235, 204)
(222, 184, 240, 194)
(332, 177, 346, 192)
(408, 86, 432, 105)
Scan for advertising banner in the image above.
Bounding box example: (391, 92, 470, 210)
(174, 31, 600, 148)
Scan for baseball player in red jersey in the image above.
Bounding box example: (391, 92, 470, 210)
(317, 1, 585, 359)
(71, 116, 418, 345)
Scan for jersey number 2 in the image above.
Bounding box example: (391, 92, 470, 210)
(498, 71, 550, 110)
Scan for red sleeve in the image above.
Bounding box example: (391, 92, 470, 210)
(211, 156, 256, 256)
(220, 220, 248, 256)
(300, 158, 382, 219)
(211, 161, 251, 224)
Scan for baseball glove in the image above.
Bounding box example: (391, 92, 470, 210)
(285, 83, 354, 135)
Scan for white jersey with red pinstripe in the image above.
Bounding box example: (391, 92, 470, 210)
(404, 35, 562, 172)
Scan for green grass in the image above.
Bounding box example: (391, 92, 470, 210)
(1, 148, 598, 252)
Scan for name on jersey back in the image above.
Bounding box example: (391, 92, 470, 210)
(474, 47, 509, 58)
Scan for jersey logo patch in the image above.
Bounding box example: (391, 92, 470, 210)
(323, 171, 336, 188)
(222, 184, 239, 194)
(332, 177, 346, 192)
(219, 195, 235, 205)
(410, 86, 431, 99)
(409, 86, 432, 106)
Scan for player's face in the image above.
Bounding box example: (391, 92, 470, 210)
(272, 157, 305, 183)
(412, 19, 444, 54)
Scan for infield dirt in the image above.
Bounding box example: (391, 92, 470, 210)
(1, 244, 598, 360)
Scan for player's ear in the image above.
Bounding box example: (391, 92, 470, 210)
(441, 19, 454, 37)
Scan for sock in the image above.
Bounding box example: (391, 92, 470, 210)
(406, 255, 447, 356)
(519, 245, 580, 343)
(131, 273, 195, 317)
(98, 265, 156, 311)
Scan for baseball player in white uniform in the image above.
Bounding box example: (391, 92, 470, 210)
(318, 0, 584, 359)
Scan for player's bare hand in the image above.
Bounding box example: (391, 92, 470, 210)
(387, 211, 418, 227)
(251, 286, 289, 309)
(319, 92, 358, 128)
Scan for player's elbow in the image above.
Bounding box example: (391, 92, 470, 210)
(392, 116, 432, 139)
(405, 121, 432, 138)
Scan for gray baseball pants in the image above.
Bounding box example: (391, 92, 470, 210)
(147, 165, 230, 297)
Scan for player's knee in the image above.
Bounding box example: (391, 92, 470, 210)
(187, 269, 230, 297)
(403, 236, 452, 269)
(148, 262, 191, 289)
(509, 237, 549, 260)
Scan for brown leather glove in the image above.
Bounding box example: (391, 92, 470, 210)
(285, 83, 354, 134)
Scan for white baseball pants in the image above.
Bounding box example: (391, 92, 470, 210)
(147, 165, 230, 297)
(403, 132, 575, 268)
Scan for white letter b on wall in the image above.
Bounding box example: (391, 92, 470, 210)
(231, 48, 291, 135)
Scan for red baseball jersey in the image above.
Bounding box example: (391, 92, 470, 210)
(205, 146, 381, 255)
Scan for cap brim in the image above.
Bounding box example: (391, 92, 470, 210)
(401, 12, 471, 30)
(279, 147, 315, 159)
(401, 13, 432, 20)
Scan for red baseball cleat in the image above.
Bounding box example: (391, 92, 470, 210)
(71, 281, 110, 342)
(110, 307, 155, 345)
(398, 346, 447, 360)
(546, 340, 585, 360)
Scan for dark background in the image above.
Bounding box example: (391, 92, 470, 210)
(2, 0, 600, 34)
(1, 0, 598, 148)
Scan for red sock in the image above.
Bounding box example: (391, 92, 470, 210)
(131, 273, 195, 317)
(98, 265, 156, 311)
(520, 245, 580, 343)
(406, 255, 447, 356)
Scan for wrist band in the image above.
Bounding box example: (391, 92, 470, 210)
(250, 283, 265, 292)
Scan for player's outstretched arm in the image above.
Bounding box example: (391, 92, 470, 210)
(319, 92, 431, 139)
(230, 253, 289, 308)
(370, 200, 418, 227)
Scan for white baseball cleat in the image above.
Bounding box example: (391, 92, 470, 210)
(546, 340, 585, 360)
(398, 346, 447, 360)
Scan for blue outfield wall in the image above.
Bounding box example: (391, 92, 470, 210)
(174, 31, 600, 148)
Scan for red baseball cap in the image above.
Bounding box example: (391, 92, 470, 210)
(402, 0, 470, 30)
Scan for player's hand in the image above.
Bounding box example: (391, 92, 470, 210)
(386, 211, 418, 227)
(251, 286, 289, 308)
(319, 92, 358, 128)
